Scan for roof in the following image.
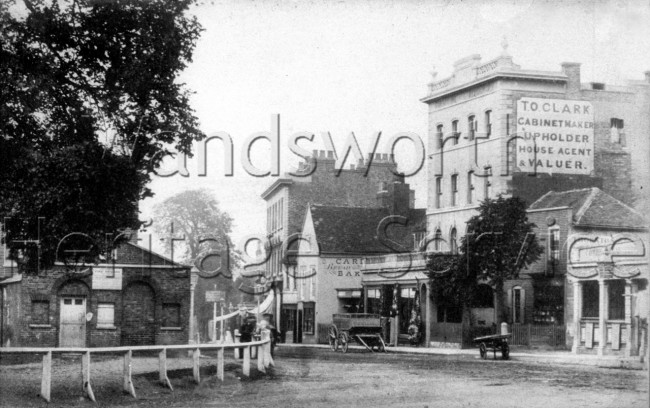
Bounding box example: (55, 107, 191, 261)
(309, 205, 426, 254)
(529, 187, 648, 230)
(260, 178, 294, 200)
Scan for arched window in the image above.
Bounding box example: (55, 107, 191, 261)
(434, 228, 442, 252)
(467, 171, 474, 204)
(450, 228, 458, 254)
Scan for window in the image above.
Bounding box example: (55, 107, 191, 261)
(413, 231, 425, 251)
(608, 280, 625, 320)
(582, 281, 599, 318)
(162, 303, 181, 327)
(484, 110, 492, 138)
(435, 177, 442, 208)
(451, 120, 459, 145)
(451, 174, 458, 206)
(467, 171, 475, 204)
(547, 227, 560, 276)
(303, 304, 315, 334)
(434, 229, 442, 252)
(436, 124, 444, 148)
(309, 265, 316, 299)
(483, 167, 492, 199)
(31, 300, 49, 325)
(450, 228, 458, 254)
(97, 303, 115, 328)
(512, 287, 524, 323)
(366, 289, 382, 315)
(610, 118, 624, 144)
(468, 115, 476, 141)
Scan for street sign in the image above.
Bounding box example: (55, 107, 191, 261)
(206, 290, 226, 302)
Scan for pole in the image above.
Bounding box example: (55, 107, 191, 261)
(213, 284, 217, 343)
(220, 301, 225, 343)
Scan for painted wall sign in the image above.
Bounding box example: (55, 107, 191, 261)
(516, 97, 594, 175)
(91, 267, 122, 290)
(322, 257, 364, 278)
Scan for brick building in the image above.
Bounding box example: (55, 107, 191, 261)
(287, 182, 425, 344)
(421, 47, 650, 347)
(0, 241, 191, 348)
(260, 150, 408, 339)
(521, 188, 648, 357)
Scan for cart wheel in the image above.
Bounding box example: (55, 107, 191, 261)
(501, 343, 510, 360)
(479, 343, 487, 359)
(339, 332, 349, 353)
(375, 337, 385, 353)
(328, 325, 339, 352)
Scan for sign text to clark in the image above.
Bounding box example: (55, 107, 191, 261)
(516, 98, 594, 174)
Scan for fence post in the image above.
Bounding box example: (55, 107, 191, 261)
(257, 342, 266, 374)
(243, 346, 251, 377)
(217, 347, 225, 381)
(527, 324, 532, 347)
(40, 351, 52, 403)
(159, 348, 173, 390)
(123, 350, 137, 398)
(234, 329, 240, 359)
(82, 351, 96, 402)
(192, 348, 201, 384)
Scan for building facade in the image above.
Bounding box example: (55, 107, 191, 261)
(421, 49, 650, 349)
(260, 150, 407, 339)
(0, 242, 191, 348)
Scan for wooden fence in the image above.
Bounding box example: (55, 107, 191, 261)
(0, 330, 274, 403)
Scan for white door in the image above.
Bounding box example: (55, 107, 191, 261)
(59, 297, 86, 347)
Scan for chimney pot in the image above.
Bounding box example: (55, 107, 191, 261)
(645, 71, 650, 83)
(327, 150, 334, 159)
(319, 150, 325, 158)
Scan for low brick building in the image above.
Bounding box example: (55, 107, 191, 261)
(0, 242, 191, 348)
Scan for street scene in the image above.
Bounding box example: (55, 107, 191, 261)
(1, 0, 650, 407)
(1, 348, 648, 407)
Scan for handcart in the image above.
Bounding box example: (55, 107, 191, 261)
(473, 333, 511, 360)
(328, 313, 387, 353)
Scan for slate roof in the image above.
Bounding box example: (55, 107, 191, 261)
(309, 205, 426, 254)
(529, 187, 648, 230)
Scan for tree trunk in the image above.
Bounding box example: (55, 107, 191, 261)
(494, 280, 507, 325)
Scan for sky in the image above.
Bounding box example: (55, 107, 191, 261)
(140, 0, 650, 257)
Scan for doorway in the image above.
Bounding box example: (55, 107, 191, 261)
(59, 297, 86, 347)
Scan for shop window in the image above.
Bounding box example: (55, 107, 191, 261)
(467, 171, 475, 204)
(450, 228, 458, 254)
(468, 115, 476, 141)
(608, 280, 625, 320)
(97, 303, 115, 328)
(31, 300, 49, 325)
(582, 281, 599, 318)
(303, 304, 315, 334)
(398, 288, 416, 333)
(435, 177, 442, 208)
(451, 174, 458, 206)
(484, 110, 492, 138)
(451, 120, 459, 145)
(162, 303, 181, 328)
(366, 289, 382, 315)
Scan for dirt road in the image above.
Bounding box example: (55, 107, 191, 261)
(1, 347, 647, 407)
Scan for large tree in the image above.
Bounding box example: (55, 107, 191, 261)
(427, 196, 543, 324)
(0, 0, 204, 270)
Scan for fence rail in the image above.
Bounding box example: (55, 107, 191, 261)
(0, 331, 274, 403)
(510, 324, 566, 348)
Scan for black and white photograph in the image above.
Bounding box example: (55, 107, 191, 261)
(0, 0, 649, 407)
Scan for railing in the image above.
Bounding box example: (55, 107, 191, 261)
(510, 324, 566, 349)
(0, 330, 274, 403)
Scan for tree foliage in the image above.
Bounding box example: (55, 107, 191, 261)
(427, 196, 543, 321)
(1, 0, 204, 270)
(152, 189, 235, 265)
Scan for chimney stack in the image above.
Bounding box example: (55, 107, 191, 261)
(561, 62, 581, 96)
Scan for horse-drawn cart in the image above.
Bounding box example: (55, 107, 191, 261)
(328, 313, 387, 353)
(473, 333, 511, 360)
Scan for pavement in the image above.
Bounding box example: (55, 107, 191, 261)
(277, 342, 649, 370)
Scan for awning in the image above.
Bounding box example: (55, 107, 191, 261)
(337, 289, 362, 299)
